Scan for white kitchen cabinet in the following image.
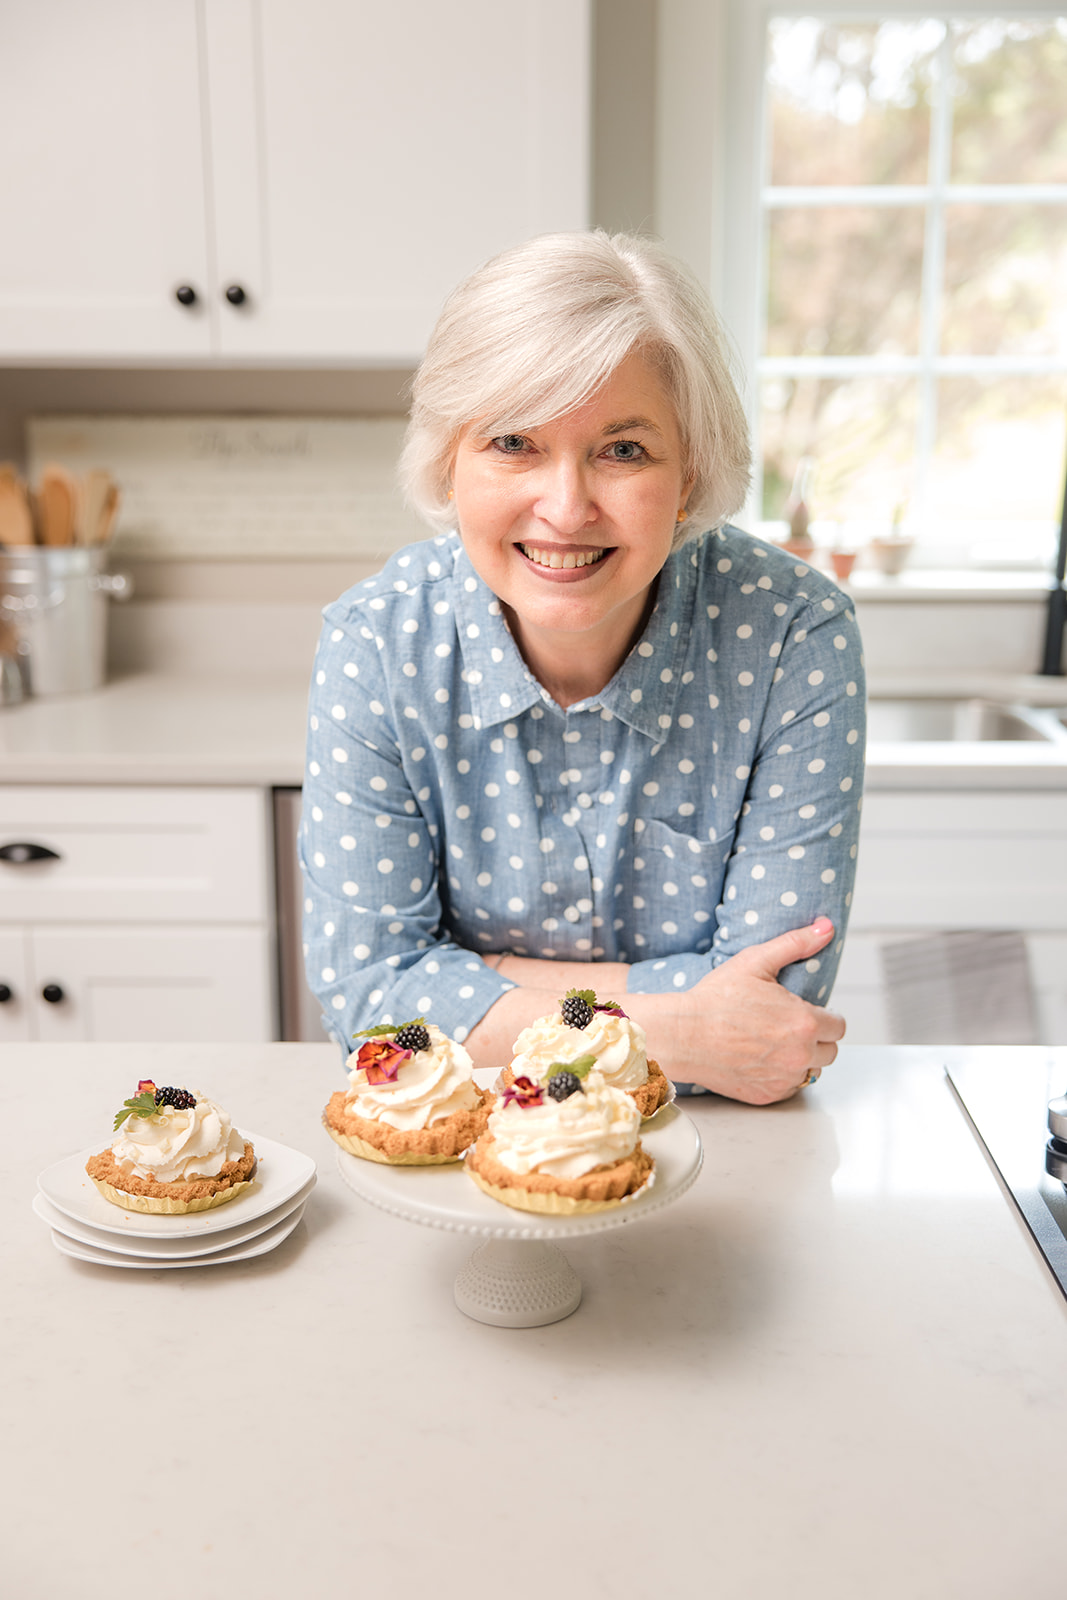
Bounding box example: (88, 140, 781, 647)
(0, 0, 590, 364)
(28, 926, 272, 1044)
(0, 786, 275, 1042)
(0, 930, 32, 1044)
(0, 2, 213, 360)
(834, 790, 1067, 1045)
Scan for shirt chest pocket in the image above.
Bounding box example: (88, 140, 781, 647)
(628, 818, 723, 955)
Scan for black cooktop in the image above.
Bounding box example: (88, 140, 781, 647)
(946, 1057, 1067, 1304)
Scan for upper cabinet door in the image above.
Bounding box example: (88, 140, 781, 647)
(0, 0, 214, 360)
(203, 0, 591, 362)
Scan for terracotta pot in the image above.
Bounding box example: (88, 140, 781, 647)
(829, 549, 857, 581)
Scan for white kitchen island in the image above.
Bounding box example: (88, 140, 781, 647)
(5, 1042, 1067, 1600)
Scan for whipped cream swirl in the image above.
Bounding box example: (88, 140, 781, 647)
(110, 1095, 245, 1183)
(488, 1069, 641, 1180)
(346, 1023, 479, 1130)
(511, 1008, 649, 1091)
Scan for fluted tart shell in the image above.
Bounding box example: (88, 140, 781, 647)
(465, 1134, 654, 1215)
(323, 1087, 491, 1165)
(85, 1141, 257, 1214)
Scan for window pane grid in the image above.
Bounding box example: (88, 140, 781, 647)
(765, 184, 1067, 205)
(756, 13, 1067, 564)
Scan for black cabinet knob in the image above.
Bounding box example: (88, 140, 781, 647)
(224, 283, 247, 306)
(0, 841, 61, 864)
(0, 984, 12, 1003)
(41, 983, 65, 1004)
(174, 284, 198, 307)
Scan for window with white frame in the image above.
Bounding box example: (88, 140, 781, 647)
(741, 8, 1067, 569)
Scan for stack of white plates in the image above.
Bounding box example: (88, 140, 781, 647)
(34, 1134, 316, 1269)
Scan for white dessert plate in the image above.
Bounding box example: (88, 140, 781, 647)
(32, 1174, 316, 1259)
(335, 1101, 703, 1241)
(48, 1203, 306, 1269)
(37, 1133, 316, 1239)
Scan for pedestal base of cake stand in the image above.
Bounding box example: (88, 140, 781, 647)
(334, 1103, 703, 1328)
(453, 1238, 582, 1327)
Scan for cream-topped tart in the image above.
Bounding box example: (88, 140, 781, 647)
(85, 1080, 256, 1214)
(505, 989, 671, 1118)
(323, 1018, 490, 1165)
(466, 1063, 654, 1214)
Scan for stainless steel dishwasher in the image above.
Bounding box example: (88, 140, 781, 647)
(273, 787, 328, 1043)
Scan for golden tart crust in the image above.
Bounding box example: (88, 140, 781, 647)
(323, 1087, 491, 1165)
(465, 1133, 653, 1213)
(85, 1141, 257, 1212)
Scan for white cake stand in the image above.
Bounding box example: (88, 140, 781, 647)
(335, 1103, 703, 1328)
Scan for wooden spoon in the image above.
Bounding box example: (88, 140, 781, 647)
(77, 468, 114, 545)
(36, 464, 78, 546)
(0, 465, 36, 546)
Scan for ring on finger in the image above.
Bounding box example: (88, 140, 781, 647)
(799, 1066, 822, 1089)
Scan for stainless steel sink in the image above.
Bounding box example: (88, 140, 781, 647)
(866, 698, 1065, 743)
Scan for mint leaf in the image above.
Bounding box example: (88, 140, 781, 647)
(543, 1053, 596, 1081)
(113, 1089, 159, 1132)
(564, 987, 597, 1007)
(353, 1016, 425, 1042)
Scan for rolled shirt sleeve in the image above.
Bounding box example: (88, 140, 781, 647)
(624, 597, 864, 1002)
(301, 614, 516, 1052)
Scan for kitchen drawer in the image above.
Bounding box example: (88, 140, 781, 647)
(28, 924, 273, 1043)
(851, 790, 1067, 930)
(0, 787, 270, 923)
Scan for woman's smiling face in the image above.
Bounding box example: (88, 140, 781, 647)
(450, 350, 692, 686)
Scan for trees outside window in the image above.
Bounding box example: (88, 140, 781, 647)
(739, 8, 1067, 567)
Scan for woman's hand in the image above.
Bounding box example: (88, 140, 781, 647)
(475, 919, 844, 1105)
(636, 917, 845, 1104)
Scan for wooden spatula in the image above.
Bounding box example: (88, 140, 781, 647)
(36, 464, 78, 546)
(0, 465, 36, 546)
(94, 482, 120, 545)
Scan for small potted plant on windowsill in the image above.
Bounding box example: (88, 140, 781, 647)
(869, 503, 914, 576)
(779, 456, 817, 558)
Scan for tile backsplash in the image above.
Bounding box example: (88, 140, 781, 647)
(27, 414, 423, 561)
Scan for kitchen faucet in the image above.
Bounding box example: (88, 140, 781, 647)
(1040, 434, 1067, 676)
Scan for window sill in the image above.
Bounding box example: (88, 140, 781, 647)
(840, 569, 1054, 603)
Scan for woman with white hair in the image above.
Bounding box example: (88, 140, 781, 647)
(301, 231, 863, 1102)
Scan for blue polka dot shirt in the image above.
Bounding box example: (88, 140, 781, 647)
(300, 524, 866, 1061)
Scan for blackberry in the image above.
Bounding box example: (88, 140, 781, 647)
(560, 995, 594, 1030)
(546, 1071, 584, 1102)
(154, 1086, 197, 1111)
(394, 1021, 431, 1054)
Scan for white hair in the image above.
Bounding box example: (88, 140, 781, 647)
(399, 230, 751, 546)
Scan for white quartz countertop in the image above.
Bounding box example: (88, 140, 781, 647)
(6, 1042, 1067, 1600)
(0, 671, 309, 785)
(3, 669, 1067, 789)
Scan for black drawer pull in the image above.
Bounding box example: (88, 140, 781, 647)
(41, 983, 65, 1004)
(0, 983, 12, 1003)
(0, 842, 61, 864)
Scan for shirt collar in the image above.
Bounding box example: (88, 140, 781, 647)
(451, 543, 545, 728)
(449, 535, 699, 738)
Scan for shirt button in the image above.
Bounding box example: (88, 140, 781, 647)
(577, 793, 593, 808)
